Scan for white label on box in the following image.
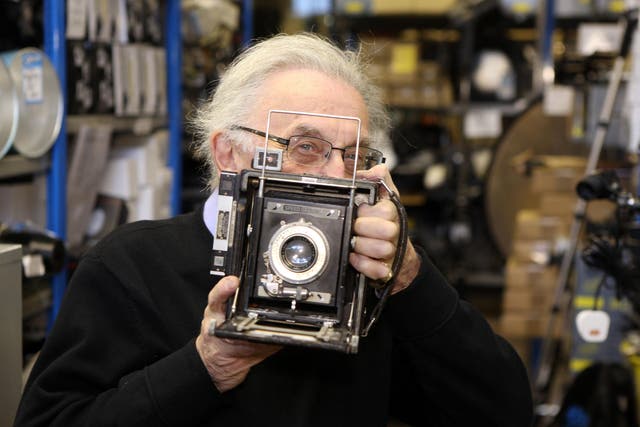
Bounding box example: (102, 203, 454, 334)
(66, 0, 88, 39)
(21, 52, 44, 104)
(463, 109, 502, 139)
(22, 254, 45, 278)
(114, 0, 128, 44)
(544, 84, 575, 116)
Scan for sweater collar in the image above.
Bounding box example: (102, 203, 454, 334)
(202, 188, 218, 237)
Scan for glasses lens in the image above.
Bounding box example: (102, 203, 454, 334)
(287, 136, 332, 166)
(344, 147, 383, 172)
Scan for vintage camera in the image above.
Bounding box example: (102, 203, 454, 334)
(211, 168, 379, 353)
(208, 109, 403, 353)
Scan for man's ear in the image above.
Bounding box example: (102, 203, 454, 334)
(211, 132, 238, 172)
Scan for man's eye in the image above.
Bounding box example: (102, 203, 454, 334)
(298, 143, 316, 152)
(293, 140, 324, 154)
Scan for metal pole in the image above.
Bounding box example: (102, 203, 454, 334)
(242, 0, 254, 46)
(166, 0, 183, 216)
(44, 0, 67, 327)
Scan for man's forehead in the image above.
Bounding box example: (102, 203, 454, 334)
(254, 69, 369, 125)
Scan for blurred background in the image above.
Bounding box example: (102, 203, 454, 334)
(2, 1, 640, 426)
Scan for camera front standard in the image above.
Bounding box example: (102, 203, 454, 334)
(210, 169, 378, 353)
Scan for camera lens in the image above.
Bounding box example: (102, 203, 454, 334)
(268, 218, 329, 284)
(282, 236, 316, 271)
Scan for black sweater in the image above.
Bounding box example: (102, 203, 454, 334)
(14, 208, 533, 427)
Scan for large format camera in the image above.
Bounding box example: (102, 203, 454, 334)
(211, 169, 378, 353)
(209, 110, 394, 353)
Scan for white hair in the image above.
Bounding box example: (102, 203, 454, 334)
(189, 32, 391, 190)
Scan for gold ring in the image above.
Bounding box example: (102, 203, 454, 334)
(207, 319, 217, 336)
(383, 268, 393, 284)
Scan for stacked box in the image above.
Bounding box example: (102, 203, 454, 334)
(98, 130, 171, 221)
(531, 157, 586, 222)
(499, 255, 560, 336)
(361, 36, 454, 109)
(67, 41, 95, 114)
(335, 0, 457, 15)
(499, 157, 588, 363)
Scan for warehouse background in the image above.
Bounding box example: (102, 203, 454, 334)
(1, 1, 640, 426)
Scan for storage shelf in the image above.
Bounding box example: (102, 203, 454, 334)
(67, 115, 168, 135)
(333, 0, 498, 27)
(0, 155, 50, 180)
(389, 89, 542, 117)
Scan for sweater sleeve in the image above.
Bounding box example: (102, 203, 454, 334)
(14, 256, 222, 427)
(386, 248, 534, 427)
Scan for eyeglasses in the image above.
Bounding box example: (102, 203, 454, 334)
(230, 125, 385, 173)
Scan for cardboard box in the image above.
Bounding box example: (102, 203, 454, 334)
(502, 287, 554, 312)
(417, 83, 440, 108)
(154, 48, 167, 116)
(511, 239, 554, 265)
(99, 156, 138, 200)
(418, 61, 441, 83)
(513, 210, 569, 241)
(539, 192, 578, 219)
(586, 199, 617, 223)
(499, 312, 564, 338)
(499, 312, 561, 338)
(389, 84, 420, 108)
(505, 258, 558, 290)
(110, 143, 157, 188)
(531, 167, 585, 193)
(412, 0, 457, 14)
(140, 45, 158, 116)
(372, 0, 413, 14)
(387, 42, 420, 84)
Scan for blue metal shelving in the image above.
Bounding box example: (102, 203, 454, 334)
(43, 0, 67, 325)
(243, 0, 254, 46)
(166, 0, 182, 216)
(43, 0, 183, 324)
(42, 0, 250, 323)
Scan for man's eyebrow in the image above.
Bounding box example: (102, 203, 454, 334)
(357, 137, 371, 147)
(290, 123, 324, 138)
(290, 123, 370, 146)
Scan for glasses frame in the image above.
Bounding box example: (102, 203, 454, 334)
(230, 113, 383, 182)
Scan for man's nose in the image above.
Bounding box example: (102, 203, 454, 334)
(321, 150, 348, 178)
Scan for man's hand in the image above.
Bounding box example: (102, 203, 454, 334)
(350, 165, 421, 294)
(196, 276, 281, 392)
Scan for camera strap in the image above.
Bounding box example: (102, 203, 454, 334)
(361, 179, 409, 336)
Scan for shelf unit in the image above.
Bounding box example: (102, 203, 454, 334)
(39, 0, 184, 324)
(38, 0, 254, 324)
(0, 156, 50, 180)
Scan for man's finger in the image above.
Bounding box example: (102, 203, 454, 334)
(207, 276, 240, 313)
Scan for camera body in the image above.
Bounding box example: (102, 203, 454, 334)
(211, 169, 378, 353)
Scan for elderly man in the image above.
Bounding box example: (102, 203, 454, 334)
(14, 33, 533, 427)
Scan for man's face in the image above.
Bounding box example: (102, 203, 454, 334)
(238, 68, 370, 179)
